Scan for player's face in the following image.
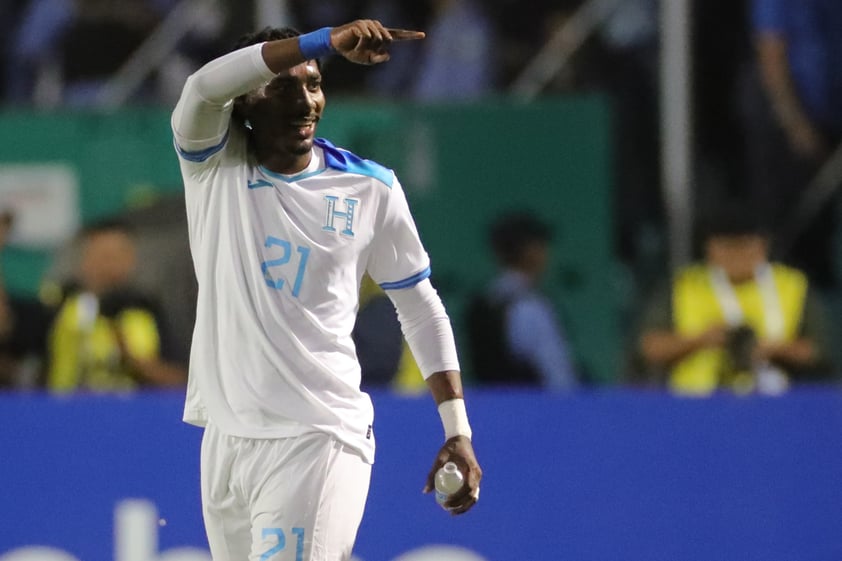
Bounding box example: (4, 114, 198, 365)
(244, 61, 325, 163)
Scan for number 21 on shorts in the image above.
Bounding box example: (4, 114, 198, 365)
(260, 527, 305, 560)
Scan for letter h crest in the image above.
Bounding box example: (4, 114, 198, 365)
(322, 195, 358, 237)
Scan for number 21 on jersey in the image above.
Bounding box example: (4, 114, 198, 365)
(261, 236, 310, 297)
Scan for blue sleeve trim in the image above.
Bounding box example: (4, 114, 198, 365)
(379, 267, 431, 290)
(174, 129, 229, 162)
(315, 138, 394, 188)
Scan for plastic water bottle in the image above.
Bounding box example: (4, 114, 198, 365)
(435, 462, 464, 507)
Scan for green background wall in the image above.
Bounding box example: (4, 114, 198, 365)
(0, 98, 619, 382)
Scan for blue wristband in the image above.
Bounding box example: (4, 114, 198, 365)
(298, 27, 334, 60)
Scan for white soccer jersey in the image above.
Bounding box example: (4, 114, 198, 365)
(173, 64, 431, 463)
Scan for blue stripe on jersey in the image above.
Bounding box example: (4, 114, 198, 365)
(174, 129, 229, 162)
(315, 138, 394, 188)
(379, 267, 431, 290)
(258, 165, 327, 183)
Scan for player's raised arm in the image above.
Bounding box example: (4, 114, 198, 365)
(262, 20, 423, 71)
(172, 39, 280, 151)
(173, 20, 423, 149)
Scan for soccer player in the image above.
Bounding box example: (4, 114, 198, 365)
(171, 19, 482, 560)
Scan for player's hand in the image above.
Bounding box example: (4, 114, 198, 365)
(423, 435, 482, 515)
(330, 20, 424, 65)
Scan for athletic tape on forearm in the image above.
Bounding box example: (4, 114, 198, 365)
(298, 27, 334, 60)
(438, 398, 472, 440)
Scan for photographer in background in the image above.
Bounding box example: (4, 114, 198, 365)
(46, 219, 185, 392)
(635, 202, 836, 395)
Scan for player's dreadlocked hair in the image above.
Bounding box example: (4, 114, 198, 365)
(233, 26, 301, 51)
(231, 26, 322, 132)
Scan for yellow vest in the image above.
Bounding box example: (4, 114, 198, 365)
(48, 294, 161, 392)
(670, 263, 807, 395)
(393, 340, 426, 395)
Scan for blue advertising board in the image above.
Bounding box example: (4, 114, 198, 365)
(2, 389, 842, 561)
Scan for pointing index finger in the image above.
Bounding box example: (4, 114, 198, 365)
(387, 29, 426, 41)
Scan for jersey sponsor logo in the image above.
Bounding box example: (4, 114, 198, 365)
(322, 195, 358, 238)
(247, 179, 274, 190)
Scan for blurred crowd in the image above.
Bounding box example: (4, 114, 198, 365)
(0, 0, 665, 116)
(0, 0, 841, 396)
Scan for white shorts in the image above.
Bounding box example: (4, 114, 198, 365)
(200, 423, 371, 561)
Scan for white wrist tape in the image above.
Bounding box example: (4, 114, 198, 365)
(438, 398, 472, 440)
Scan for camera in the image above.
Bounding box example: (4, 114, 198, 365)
(724, 325, 757, 373)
